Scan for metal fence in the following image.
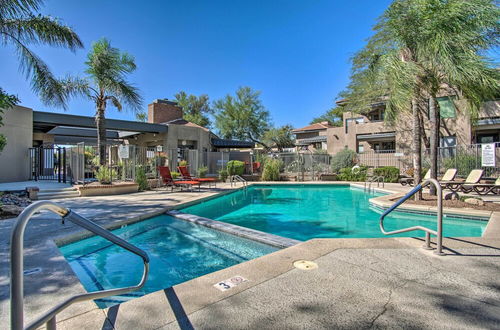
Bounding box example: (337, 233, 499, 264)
(29, 147, 67, 182)
(66, 144, 159, 184)
(357, 143, 500, 178)
(279, 152, 331, 181)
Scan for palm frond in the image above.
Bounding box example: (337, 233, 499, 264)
(106, 79, 142, 111)
(0, 0, 43, 18)
(1, 15, 83, 50)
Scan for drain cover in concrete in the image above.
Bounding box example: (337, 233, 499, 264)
(293, 260, 318, 270)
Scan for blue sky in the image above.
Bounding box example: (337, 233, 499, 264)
(0, 0, 393, 128)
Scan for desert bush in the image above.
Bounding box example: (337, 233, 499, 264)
(261, 159, 283, 181)
(226, 160, 245, 176)
(373, 166, 400, 183)
(442, 152, 478, 177)
(331, 149, 357, 173)
(337, 166, 367, 181)
(94, 166, 117, 184)
(135, 166, 149, 191)
(219, 169, 228, 182)
(198, 166, 208, 178)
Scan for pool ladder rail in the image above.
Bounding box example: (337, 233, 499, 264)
(364, 175, 385, 193)
(230, 175, 248, 188)
(10, 201, 150, 330)
(379, 178, 445, 255)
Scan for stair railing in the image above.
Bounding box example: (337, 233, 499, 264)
(379, 178, 444, 255)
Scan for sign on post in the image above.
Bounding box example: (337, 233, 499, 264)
(481, 143, 496, 167)
(118, 145, 130, 159)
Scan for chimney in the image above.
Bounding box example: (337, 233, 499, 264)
(148, 99, 183, 123)
(320, 121, 330, 125)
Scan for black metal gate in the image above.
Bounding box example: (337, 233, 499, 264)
(29, 147, 67, 182)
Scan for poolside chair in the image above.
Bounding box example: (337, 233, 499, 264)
(158, 166, 201, 191)
(400, 169, 430, 186)
(462, 176, 500, 195)
(441, 169, 484, 192)
(178, 166, 216, 188)
(440, 168, 458, 182)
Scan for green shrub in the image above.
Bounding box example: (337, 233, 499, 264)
(442, 152, 478, 177)
(94, 166, 117, 184)
(331, 149, 357, 173)
(0, 134, 7, 153)
(337, 166, 367, 181)
(261, 159, 283, 181)
(227, 160, 245, 176)
(171, 171, 180, 179)
(179, 160, 188, 167)
(135, 166, 149, 191)
(198, 166, 208, 178)
(373, 166, 400, 183)
(219, 169, 228, 182)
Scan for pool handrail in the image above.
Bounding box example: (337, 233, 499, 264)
(379, 178, 444, 255)
(364, 175, 385, 192)
(10, 201, 150, 330)
(230, 174, 248, 188)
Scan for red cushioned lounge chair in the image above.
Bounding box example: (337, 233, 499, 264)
(158, 166, 201, 191)
(178, 166, 216, 188)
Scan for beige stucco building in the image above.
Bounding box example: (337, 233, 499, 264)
(0, 99, 252, 183)
(323, 98, 500, 156)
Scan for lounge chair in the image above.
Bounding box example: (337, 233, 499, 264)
(178, 166, 216, 188)
(158, 166, 201, 191)
(441, 169, 484, 192)
(440, 168, 458, 182)
(400, 169, 430, 186)
(463, 176, 500, 195)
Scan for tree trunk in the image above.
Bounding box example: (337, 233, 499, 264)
(96, 103, 107, 165)
(429, 96, 439, 195)
(412, 99, 422, 200)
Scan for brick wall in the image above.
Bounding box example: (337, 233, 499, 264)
(148, 99, 183, 123)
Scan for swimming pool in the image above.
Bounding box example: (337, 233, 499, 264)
(59, 215, 278, 308)
(180, 184, 488, 241)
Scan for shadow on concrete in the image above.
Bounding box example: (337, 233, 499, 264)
(164, 287, 194, 330)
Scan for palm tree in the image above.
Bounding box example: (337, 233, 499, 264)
(0, 0, 83, 106)
(61, 38, 143, 164)
(340, 0, 499, 198)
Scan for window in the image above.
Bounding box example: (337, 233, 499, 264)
(440, 136, 457, 148)
(477, 133, 499, 144)
(358, 144, 364, 153)
(372, 141, 395, 153)
(437, 97, 456, 118)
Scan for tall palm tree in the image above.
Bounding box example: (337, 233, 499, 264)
(340, 0, 499, 198)
(0, 0, 83, 106)
(61, 38, 143, 164)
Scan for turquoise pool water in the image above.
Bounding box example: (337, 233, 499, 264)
(59, 215, 277, 308)
(180, 184, 487, 241)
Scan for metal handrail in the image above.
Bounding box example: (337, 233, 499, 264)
(379, 178, 444, 255)
(364, 175, 385, 192)
(10, 201, 150, 330)
(230, 175, 248, 187)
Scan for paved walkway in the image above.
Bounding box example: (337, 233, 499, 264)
(0, 180, 71, 191)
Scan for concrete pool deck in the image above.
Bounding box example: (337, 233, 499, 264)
(1, 182, 500, 329)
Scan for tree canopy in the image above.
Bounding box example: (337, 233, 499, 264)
(340, 0, 499, 120)
(310, 106, 344, 126)
(174, 91, 212, 128)
(214, 86, 271, 147)
(0, 0, 83, 107)
(0, 88, 19, 153)
(262, 125, 295, 151)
